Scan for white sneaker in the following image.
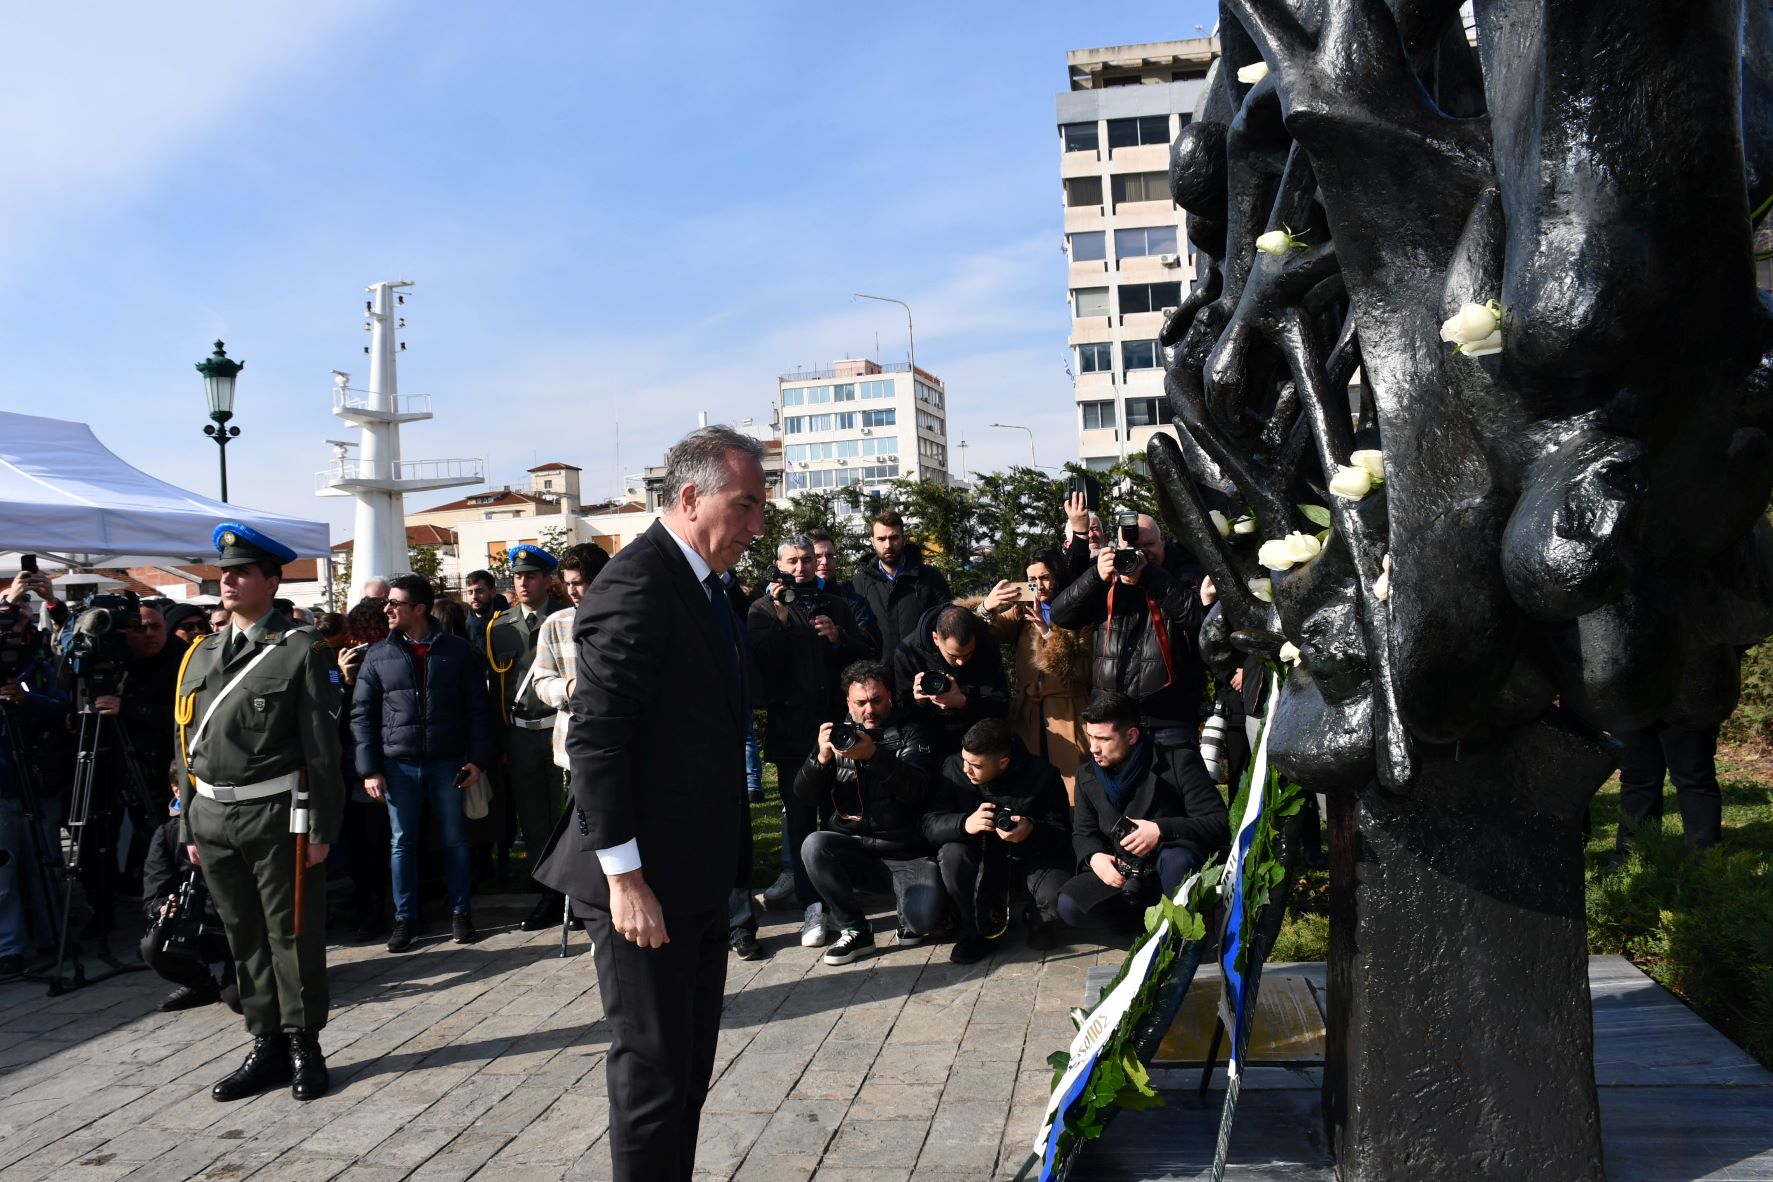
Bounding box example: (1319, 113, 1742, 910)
(760, 870, 795, 908)
(800, 903, 830, 948)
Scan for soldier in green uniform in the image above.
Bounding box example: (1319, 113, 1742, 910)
(173, 523, 344, 1103)
(484, 544, 570, 930)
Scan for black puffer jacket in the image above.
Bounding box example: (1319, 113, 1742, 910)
(921, 738, 1072, 871)
(350, 625, 496, 776)
(851, 545, 952, 661)
(793, 720, 933, 858)
(1049, 541, 1206, 734)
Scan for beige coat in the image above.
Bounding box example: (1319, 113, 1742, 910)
(976, 600, 1094, 803)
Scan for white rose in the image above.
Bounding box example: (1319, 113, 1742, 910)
(1278, 640, 1301, 665)
(1248, 578, 1273, 603)
(1350, 449, 1385, 482)
(1328, 464, 1372, 499)
(1460, 328, 1503, 357)
(1259, 531, 1323, 571)
(1372, 553, 1392, 602)
(1255, 229, 1296, 255)
(1209, 509, 1231, 539)
(1232, 515, 1257, 536)
(1236, 61, 1269, 84)
(1439, 302, 1500, 345)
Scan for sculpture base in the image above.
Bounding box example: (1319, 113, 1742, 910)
(1071, 958, 1773, 1181)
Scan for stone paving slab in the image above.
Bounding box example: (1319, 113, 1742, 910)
(0, 897, 1121, 1180)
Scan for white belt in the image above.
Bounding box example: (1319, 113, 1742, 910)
(511, 715, 555, 731)
(194, 771, 299, 803)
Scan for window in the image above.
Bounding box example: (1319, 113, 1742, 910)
(860, 379, 894, 399)
(1073, 287, 1110, 318)
(916, 409, 943, 433)
(1069, 231, 1107, 262)
(1078, 343, 1112, 373)
(1064, 176, 1103, 208)
(1125, 397, 1174, 427)
(1118, 281, 1182, 315)
(833, 383, 856, 402)
(1061, 122, 1099, 153)
(1106, 115, 1171, 150)
(782, 387, 805, 407)
(834, 412, 857, 430)
(1084, 456, 1116, 472)
(784, 416, 805, 434)
(807, 414, 835, 432)
(1114, 225, 1179, 261)
(861, 408, 896, 428)
(915, 381, 944, 409)
(1081, 400, 1116, 430)
(1112, 172, 1169, 206)
(1122, 340, 1161, 370)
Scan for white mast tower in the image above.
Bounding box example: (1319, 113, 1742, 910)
(318, 280, 482, 603)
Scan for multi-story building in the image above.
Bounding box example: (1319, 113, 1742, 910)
(778, 358, 949, 500)
(1057, 37, 1218, 470)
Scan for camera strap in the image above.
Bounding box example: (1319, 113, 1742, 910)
(1100, 585, 1176, 691)
(185, 642, 281, 758)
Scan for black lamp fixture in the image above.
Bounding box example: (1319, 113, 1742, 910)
(196, 340, 244, 502)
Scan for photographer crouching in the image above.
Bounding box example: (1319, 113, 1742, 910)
(1057, 690, 1228, 931)
(140, 787, 238, 1012)
(748, 535, 872, 953)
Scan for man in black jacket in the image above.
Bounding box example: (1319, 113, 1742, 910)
(749, 535, 871, 946)
(1058, 690, 1229, 931)
(351, 575, 495, 949)
(1050, 513, 1207, 750)
(851, 509, 951, 660)
(891, 603, 1009, 763)
(140, 807, 239, 1012)
(796, 660, 941, 965)
(923, 719, 1072, 964)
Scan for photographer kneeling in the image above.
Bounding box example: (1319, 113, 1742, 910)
(140, 792, 239, 1012)
(795, 661, 940, 965)
(924, 719, 1072, 964)
(1058, 690, 1228, 931)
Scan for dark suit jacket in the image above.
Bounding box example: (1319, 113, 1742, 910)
(533, 519, 749, 916)
(1071, 744, 1230, 873)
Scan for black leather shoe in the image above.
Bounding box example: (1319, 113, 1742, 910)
(160, 982, 221, 1012)
(519, 890, 563, 932)
(730, 930, 765, 961)
(451, 912, 476, 944)
(211, 1036, 292, 1102)
(288, 1032, 330, 1101)
(386, 920, 415, 952)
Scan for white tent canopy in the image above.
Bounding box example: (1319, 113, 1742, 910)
(0, 411, 329, 568)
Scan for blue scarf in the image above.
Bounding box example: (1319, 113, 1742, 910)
(1092, 734, 1153, 812)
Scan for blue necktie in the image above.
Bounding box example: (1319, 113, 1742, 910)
(703, 573, 739, 669)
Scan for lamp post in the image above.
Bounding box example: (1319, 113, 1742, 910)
(991, 422, 1038, 469)
(196, 340, 244, 502)
(854, 292, 915, 381)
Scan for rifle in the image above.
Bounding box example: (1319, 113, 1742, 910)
(292, 768, 310, 937)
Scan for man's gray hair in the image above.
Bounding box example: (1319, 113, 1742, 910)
(778, 533, 814, 558)
(661, 425, 766, 508)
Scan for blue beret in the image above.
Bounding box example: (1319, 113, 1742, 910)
(213, 521, 298, 567)
(507, 544, 558, 573)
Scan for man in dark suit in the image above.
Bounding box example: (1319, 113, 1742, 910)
(534, 425, 766, 1182)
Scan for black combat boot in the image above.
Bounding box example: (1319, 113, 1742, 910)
(288, 1031, 330, 1101)
(211, 1035, 292, 1102)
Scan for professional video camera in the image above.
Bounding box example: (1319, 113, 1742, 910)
(0, 601, 35, 680)
(1112, 512, 1144, 577)
(766, 566, 828, 618)
(61, 592, 140, 699)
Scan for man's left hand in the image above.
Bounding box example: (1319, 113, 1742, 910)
(94, 694, 122, 716)
(1119, 818, 1161, 857)
(304, 841, 330, 868)
(844, 729, 877, 762)
(932, 684, 967, 711)
(810, 614, 838, 643)
(998, 816, 1034, 844)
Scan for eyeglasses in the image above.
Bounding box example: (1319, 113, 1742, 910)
(383, 599, 417, 611)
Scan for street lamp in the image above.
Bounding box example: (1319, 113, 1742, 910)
(196, 340, 244, 502)
(854, 293, 915, 380)
(991, 422, 1038, 468)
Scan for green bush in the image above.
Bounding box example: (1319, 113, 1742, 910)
(1721, 641, 1773, 747)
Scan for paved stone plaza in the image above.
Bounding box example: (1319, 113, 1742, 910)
(0, 898, 1122, 1181)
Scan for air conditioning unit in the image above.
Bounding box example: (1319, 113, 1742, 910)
(1159, 253, 1180, 267)
(837, 459, 848, 466)
(860, 427, 873, 435)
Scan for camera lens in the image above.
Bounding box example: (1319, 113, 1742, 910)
(923, 670, 951, 696)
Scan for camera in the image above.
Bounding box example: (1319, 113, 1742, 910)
(1112, 512, 1144, 577)
(1108, 815, 1154, 901)
(0, 602, 34, 682)
(1199, 699, 1230, 781)
(829, 717, 862, 753)
(988, 799, 1021, 832)
(920, 669, 952, 696)
(767, 567, 828, 617)
(63, 592, 139, 699)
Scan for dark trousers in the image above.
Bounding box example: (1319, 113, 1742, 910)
(1617, 722, 1723, 851)
(585, 904, 726, 1182)
(1057, 845, 1199, 931)
(936, 840, 1066, 937)
(778, 758, 829, 909)
(800, 831, 944, 935)
(188, 794, 328, 1036)
(506, 725, 564, 882)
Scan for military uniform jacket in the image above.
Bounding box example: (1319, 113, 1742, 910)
(486, 596, 570, 724)
(173, 610, 346, 846)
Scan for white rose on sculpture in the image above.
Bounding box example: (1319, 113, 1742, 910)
(1248, 578, 1273, 603)
(1461, 328, 1503, 357)
(1329, 464, 1373, 499)
(1210, 509, 1231, 539)
(1440, 300, 1504, 356)
(1236, 61, 1269, 84)
(1258, 531, 1322, 571)
(1278, 640, 1301, 665)
(1373, 553, 1392, 602)
(1350, 449, 1385, 482)
(1256, 229, 1301, 255)
(1232, 514, 1257, 535)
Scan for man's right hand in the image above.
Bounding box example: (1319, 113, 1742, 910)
(964, 801, 997, 836)
(608, 869, 669, 948)
(1065, 490, 1090, 536)
(1090, 852, 1127, 889)
(364, 773, 388, 801)
(815, 722, 836, 765)
(1095, 547, 1119, 585)
(94, 694, 122, 716)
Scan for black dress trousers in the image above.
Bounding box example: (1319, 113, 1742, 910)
(1616, 722, 1723, 851)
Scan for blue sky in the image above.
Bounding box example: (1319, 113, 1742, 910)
(0, 1, 1216, 539)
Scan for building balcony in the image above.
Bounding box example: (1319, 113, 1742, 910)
(1063, 204, 1106, 232)
(1106, 144, 1170, 171)
(1059, 150, 1103, 178)
(317, 457, 485, 496)
(331, 387, 435, 425)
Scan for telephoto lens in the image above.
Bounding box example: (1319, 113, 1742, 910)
(922, 670, 952, 696)
(1199, 700, 1229, 781)
(829, 717, 861, 752)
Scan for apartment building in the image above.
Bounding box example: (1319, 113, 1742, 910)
(1058, 37, 1217, 470)
(778, 358, 950, 498)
